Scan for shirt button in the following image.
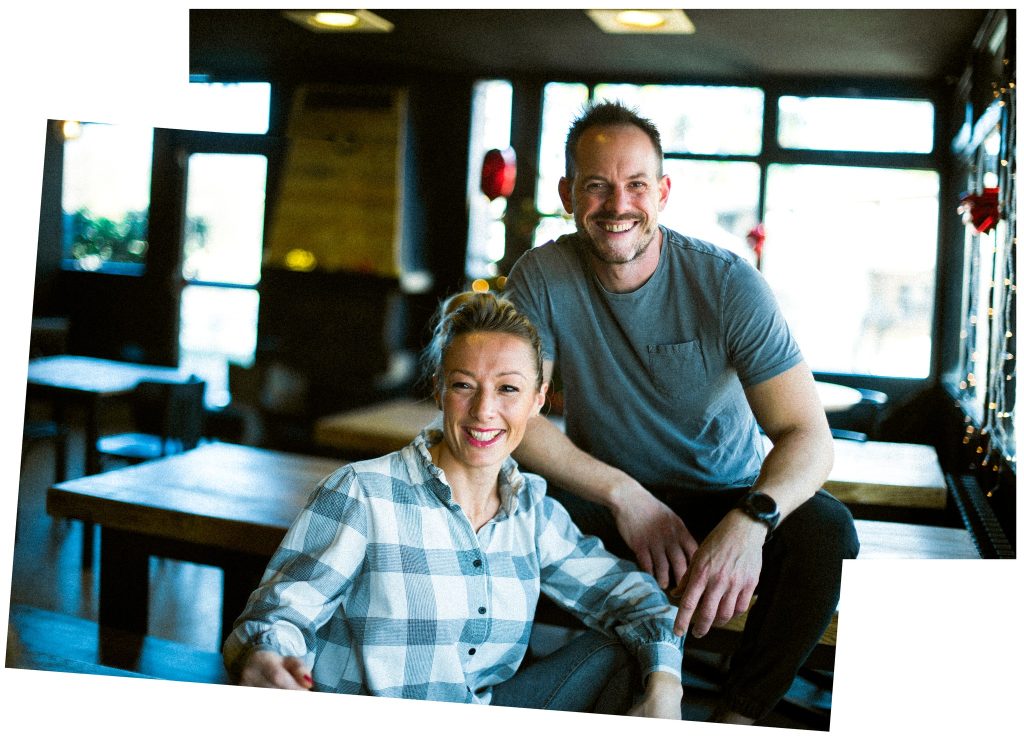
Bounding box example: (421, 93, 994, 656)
(473, 559, 482, 567)
(478, 606, 487, 614)
(468, 648, 476, 655)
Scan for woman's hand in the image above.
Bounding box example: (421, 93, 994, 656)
(238, 650, 314, 690)
(627, 671, 683, 720)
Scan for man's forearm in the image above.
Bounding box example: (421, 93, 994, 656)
(754, 423, 833, 520)
(512, 415, 640, 513)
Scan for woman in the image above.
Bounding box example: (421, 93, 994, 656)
(223, 292, 683, 717)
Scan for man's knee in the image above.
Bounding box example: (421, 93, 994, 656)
(779, 491, 860, 560)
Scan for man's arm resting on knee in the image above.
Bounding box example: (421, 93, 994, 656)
(672, 361, 834, 638)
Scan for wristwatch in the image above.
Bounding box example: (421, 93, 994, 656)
(735, 490, 780, 534)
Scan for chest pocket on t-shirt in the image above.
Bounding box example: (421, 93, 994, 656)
(646, 341, 707, 400)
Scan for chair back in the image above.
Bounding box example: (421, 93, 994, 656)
(131, 376, 206, 455)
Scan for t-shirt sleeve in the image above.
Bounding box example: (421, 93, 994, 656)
(505, 250, 557, 363)
(721, 258, 804, 387)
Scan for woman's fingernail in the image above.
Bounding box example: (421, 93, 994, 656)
(304, 674, 313, 684)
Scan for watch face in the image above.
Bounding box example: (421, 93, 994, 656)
(749, 492, 777, 515)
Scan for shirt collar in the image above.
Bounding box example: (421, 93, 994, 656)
(410, 420, 526, 515)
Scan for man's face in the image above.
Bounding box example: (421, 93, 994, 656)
(559, 124, 670, 267)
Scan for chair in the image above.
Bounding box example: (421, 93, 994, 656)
(96, 376, 206, 466)
(826, 387, 888, 439)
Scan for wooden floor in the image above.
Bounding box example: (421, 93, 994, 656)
(7, 403, 830, 729)
(10, 404, 224, 654)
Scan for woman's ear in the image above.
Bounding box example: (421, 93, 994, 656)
(533, 380, 549, 416)
(432, 375, 441, 408)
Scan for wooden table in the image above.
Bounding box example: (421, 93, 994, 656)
(46, 441, 977, 676)
(314, 398, 440, 456)
(815, 381, 864, 413)
(27, 355, 189, 479)
(316, 399, 947, 516)
(315, 384, 865, 454)
(46, 441, 344, 664)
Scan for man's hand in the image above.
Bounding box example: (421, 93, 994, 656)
(671, 510, 766, 638)
(238, 650, 314, 690)
(611, 488, 698, 589)
(627, 671, 683, 720)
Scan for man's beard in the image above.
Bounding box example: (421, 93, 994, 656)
(577, 213, 655, 266)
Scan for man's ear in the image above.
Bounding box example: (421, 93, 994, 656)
(658, 173, 671, 211)
(558, 176, 574, 215)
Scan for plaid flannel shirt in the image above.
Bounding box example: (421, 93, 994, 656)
(223, 426, 682, 704)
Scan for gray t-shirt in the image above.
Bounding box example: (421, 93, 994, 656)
(505, 227, 803, 491)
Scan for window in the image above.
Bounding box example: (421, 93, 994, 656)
(465, 80, 513, 280)
(778, 96, 934, 153)
(179, 153, 267, 407)
(762, 165, 938, 377)
(60, 122, 154, 274)
(180, 82, 272, 135)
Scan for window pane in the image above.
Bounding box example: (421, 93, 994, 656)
(537, 82, 590, 215)
(183, 153, 267, 286)
(533, 215, 576, 248)
(594, 83, 764, 155)
(778, 96, 934, 153)
(182, 82, 271, 134)
(661, 159, 761, 263)
(763, 165, 939, 377)
(179, 286, 259, 408)
(61, 122, 153, 273)
(465, 80, 513, 279)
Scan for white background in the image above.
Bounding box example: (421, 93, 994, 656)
(1, 3, 1020, 750)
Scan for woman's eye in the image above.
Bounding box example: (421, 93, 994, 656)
(451, 381, 472, 391)
(499, 384, 520, 393)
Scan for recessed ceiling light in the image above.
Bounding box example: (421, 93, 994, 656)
(283, 9, 394, 33)
(586, 9, 696, 35)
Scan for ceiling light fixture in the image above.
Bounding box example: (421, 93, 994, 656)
(283, 9, 394, 33)
(586, 9, 696, 35)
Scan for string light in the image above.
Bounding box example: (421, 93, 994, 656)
(955, 48, 1015, 503)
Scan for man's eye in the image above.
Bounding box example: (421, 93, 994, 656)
(585, 183, 608, 194)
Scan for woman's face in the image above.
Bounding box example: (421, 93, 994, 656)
(435, 331, 546, 474)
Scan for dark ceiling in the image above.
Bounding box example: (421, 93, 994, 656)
(189, 8, 991, 87)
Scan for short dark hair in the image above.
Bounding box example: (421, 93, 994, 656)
(420, 291, 545, 393)
(564, 100, 664, 179)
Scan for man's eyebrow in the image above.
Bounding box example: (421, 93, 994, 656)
(579, 171, 652, 182)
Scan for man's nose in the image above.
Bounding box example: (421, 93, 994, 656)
(603, 185, 630, 214)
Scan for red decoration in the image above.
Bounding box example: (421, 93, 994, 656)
(746, 223, 766, 269)
(958, 187, 1001, 234)
(480, 147, 516, 200)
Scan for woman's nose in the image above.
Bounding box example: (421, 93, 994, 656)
(471, 390, 496, 417)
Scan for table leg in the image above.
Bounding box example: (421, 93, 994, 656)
(80, 397, 104, 569)
(222, 562, 263, 644)
(98, 527, 150, 667)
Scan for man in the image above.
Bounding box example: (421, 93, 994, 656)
(505, 101, 859, 724)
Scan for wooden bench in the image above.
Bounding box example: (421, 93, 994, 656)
(699, 518, 980, 668)
(6, 604, 229, 685)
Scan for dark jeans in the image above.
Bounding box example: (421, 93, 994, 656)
(490, 629, 638, 714)
(555, 485, 860, 721)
